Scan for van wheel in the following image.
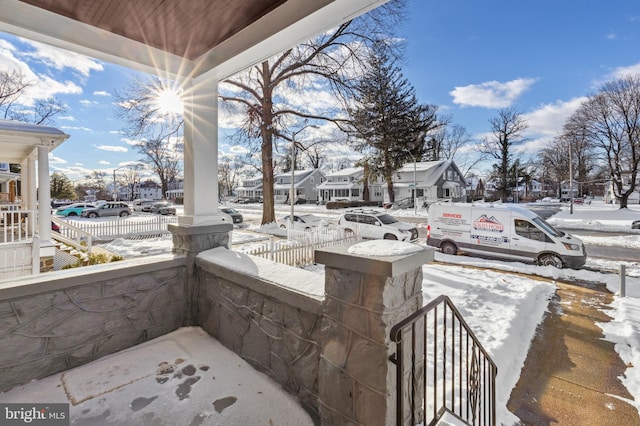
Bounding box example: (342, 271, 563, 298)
(344, 228, 354, 236)
(384, 234, 398, 240)
(539, 254, 563, 268)
(441, 242, 457, 255)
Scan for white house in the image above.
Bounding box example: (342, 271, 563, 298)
(316, 167, 384, 204)
(273, 169, 324, 204)
(0, 119, 69, 278)
(387, 160, 466, 205)
(235, 176, 264, 200)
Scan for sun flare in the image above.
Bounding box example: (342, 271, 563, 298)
(155, 88, 184, 116)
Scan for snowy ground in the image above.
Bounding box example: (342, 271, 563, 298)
(90, 201, 640, 424)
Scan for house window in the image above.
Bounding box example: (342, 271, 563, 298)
(351, 188, 360, 197)
(374, 188, 382, 197)
(444, 188, 450, 197)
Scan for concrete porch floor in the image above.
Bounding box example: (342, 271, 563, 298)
(0, 327, 314, 426)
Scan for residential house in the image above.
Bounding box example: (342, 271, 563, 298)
(165, 178, 184, 200)
(560, 180, 580, 201)
(387, 160, 466, 206)
(235, 175, 263, 200)
(0, 119, 69, 278)
(466, 176, 485, 201)
(529, 179, 544, 199)
(273, 169, 324, 204)
(137, 180, 163, 200)
(316, 167, 384, 204)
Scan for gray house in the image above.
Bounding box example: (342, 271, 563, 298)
(316, 167, 384, 204)
(274, 169, 325, 204)
(386, 160, 466, 205)
(234, 176, 264, 200)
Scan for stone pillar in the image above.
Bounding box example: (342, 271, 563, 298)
(315, 241, 433, 426)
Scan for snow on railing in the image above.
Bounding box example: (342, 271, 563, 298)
(65, 215, 178, 242)
(243, 227, 359, 267)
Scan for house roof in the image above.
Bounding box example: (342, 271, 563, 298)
(324, 167, 362, 177)
(396, 160, 464, 187)
(1, 0, 387, 79)
(0, 119, 69, 164)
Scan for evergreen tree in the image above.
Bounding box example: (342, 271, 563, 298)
(348, 43, 439, 203)
(50, 172, 76, 200)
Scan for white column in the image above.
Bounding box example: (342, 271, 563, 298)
(37, 145, 52, 245)
(25, 156, 37, 210)
(179, 76, 221, 226)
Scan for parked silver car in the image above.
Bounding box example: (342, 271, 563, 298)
(150, 201, 176, 215)
(81, 202, 132, 218)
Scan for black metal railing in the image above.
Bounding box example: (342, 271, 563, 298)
(390, 295, 497, 426)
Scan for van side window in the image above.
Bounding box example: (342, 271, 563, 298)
(514, 219, 550, 242)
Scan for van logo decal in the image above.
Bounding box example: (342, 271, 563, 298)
(473, 215, 504, 232)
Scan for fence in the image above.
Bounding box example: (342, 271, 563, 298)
(243, 228, 359, 267)
(390, 295, 497, 426)
(65, 215, 177, 242)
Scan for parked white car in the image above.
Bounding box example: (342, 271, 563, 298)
(337, 209, 418, 241)
(277, 214, 328, 231)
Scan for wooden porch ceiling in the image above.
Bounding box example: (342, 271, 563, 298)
(18, 0, 287, 61)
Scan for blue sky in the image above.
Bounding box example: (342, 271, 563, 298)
(1, 0, 639, 181)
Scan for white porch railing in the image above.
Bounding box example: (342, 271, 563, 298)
(243, 228, 359, 267)
(0, 209, 36, 243)
(65, 215, 178, 242)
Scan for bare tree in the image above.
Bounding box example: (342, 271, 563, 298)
(480, 108, 528, 201)
(567, 75, 640, 208)
(220, 1, 407, 223)
(115, 76, 184, 198)
(0, 70, 67, 125)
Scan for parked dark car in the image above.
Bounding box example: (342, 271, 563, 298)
(220, 207, 243, 224)
(633, 220, 640, 230)
(150, 201, 176, 215)
(51, 221, 60, 232)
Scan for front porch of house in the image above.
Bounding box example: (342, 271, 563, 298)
(0, 222, 437, 425)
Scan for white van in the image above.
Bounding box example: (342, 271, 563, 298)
(427, 202, 586, 269)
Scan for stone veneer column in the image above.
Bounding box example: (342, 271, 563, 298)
(315, 242, 433, 426)
(169, 222, 232, 326)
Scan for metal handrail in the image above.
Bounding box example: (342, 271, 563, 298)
(390, 295, 497, 426)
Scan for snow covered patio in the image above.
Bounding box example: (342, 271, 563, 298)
(0, 327, 314, 425)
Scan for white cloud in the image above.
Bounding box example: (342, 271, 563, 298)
(98, 160, 111, 165)
(22, 39, 103, 77)
(0, 39, 83, 106)
(94, 91, 111, 97)
(61, 125, 93, 132)
(59, 116, 76, 121)
(109, 130, 123, 135)
(79, 99, 99, 106)
(610, 63, 640, 79)
(522, 97, 587, 138)
(97, 145, 128, 152)
(229, 145, 250, 154)
(450, 78, 537, 108)
(48, 153, 66, 164)
(606, 32, 617, 40)
(122, 138, 144, 146)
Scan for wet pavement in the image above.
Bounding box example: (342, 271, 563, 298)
(508, 282, 639, 425)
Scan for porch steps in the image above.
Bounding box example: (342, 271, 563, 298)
(53, 240, 89, 270)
